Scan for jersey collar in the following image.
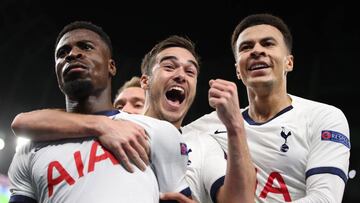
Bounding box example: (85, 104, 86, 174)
(93, 110, 120, 116)
(242, 105, 293, 125)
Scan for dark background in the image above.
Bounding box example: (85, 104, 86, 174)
(0, 0, 358, 201)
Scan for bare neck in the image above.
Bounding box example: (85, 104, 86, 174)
(65, 86, 114, 114)
(247, 87, 291, 123)
(143, 99, 183, 129)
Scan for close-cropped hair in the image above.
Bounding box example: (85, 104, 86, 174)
(231, 13, 293, 56)
(141, 35, 200, 75)
(55, 21, 113, 57)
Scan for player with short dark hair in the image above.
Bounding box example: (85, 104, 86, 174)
(185, 13, 350, 202)
(8, 21, 190, 203)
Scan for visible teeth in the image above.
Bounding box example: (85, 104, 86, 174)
(166, 86, 185, 103)
(250, 63, 268, 70)
(170, 86, 184, 93)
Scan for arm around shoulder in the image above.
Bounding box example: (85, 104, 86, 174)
(11, 109, 108, 141)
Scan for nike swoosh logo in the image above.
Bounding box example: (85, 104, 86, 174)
(214, 129, 227, 134)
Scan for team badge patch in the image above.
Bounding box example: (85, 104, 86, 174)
(180, 143, 188, 155)
(280, 127, 292, 152)
(321, 130, 350, 149)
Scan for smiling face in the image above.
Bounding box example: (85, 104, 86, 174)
(54, 28, 115, 99)
(142, 47, 198, 128)
(235, 24, 293, 92)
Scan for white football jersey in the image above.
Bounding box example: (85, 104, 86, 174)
(8, 110, 190, 203)
(183, 95, 350, 202)
(183, 130, 227, 203)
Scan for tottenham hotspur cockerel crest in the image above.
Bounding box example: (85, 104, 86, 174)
(280, 127, 292, 152)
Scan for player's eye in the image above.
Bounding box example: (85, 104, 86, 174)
(78, 42, 94, 50)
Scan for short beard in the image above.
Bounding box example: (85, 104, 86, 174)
(63, 79, 93, 100)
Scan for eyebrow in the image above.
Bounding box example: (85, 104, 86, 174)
(58, 40, 93, 49)
(159, 55, 199, 70)
(238, 36, 277, 49)
(56, 40, 94, 55)
(261, 36, 277, 42)
(130, 97, 145, 102)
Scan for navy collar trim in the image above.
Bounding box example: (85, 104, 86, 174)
(242, 105, 293, 125)
(93, 110, 120, 116)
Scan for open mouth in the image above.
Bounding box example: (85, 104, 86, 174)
(165, 86, 185, 105)
(248, 62, 270, 71)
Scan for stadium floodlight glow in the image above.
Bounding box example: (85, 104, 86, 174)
(349, 169, 356, 179)
(0, 130, 5, 151)
(0, 138, 4, 150)
(16, 137, 30, 152)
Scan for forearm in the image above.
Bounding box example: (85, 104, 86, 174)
(218, 126, 256, 203)
(11, 109, 106, 141)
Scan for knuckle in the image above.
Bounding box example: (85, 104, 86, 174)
(121, 142, 130, 150)
(110, 142, 120, 150)
(118, 152, 127, 161)
(134, 132, 142, 139)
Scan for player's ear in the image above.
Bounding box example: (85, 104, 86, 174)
(140, 74, 149, 90)
(235, 63, 242, 80)
(108, 59, 116, 76)
(285, 54, 294, 73)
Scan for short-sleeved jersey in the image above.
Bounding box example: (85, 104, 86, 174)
(183, 95, 350, 202)
(182, 130, 227, 203)
(8, 110, 190, 203)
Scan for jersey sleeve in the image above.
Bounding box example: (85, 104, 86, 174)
(186, 132, 227, 203)
(149, 120, 191, 196)
(305, 105, 350, 202)
(8, 143, 37, 202)
(292, 174, 345, 203)
(201, 134, 227, 203)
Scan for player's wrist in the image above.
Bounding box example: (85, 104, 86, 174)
(225, 116, 245, 136)
(85, 115, 109, 137)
